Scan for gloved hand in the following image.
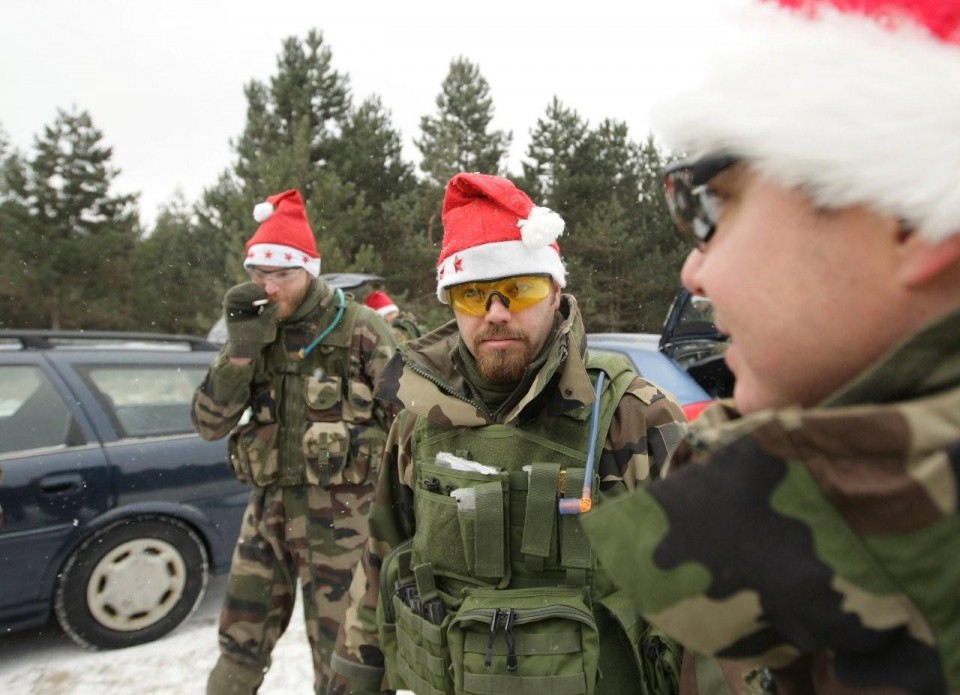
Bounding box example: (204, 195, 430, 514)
(222, 281, 278, 358)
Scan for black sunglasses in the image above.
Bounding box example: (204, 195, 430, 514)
(664, 154, 740, 249)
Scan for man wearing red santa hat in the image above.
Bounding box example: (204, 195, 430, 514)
(364, 290, 424, 342)
(327, 172, 688, 694)
(192, 189, 398, 695)
(582, 1, 960, 693)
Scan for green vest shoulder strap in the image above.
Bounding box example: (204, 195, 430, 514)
(585, 350, 637, 463)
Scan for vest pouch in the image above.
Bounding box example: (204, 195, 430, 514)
(597, 591, 681, 695)
(228, 422, 280, 485)
(412, 460, 510, 586)
(343, 377, 375, 423)
(334, 422, 385, 485)
(305, 373, 342, 413)
(377, 540, 453, 695)
(447, 586, 600, 695)
(302, 421, 349, 486)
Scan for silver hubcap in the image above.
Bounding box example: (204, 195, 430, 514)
(86, 537, 187, 632)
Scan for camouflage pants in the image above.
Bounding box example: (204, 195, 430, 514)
(210, 482, 375, 695)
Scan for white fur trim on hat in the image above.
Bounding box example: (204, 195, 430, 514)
(436, 240, 566, 303)
(375, 303, 399, 317)
(651, 3, 960, 241)
(243, 243, 321, 277)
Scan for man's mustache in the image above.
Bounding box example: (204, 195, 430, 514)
(475, 325, 528, 347)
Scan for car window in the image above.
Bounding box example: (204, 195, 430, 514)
(82, 365, 207, 438)
(0, 365, 76, 455)
(675, 295, 718, 337)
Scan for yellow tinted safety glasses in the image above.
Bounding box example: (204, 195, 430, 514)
(447, 275, 553, 317)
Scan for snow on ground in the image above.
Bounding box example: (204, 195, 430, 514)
(0, 574, 315, 694)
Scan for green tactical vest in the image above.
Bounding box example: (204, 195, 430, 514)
(376, 353, 681, 695)
(227, 296, 386, 488)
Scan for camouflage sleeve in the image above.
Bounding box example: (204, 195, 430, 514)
(190, 350, 255, 441)
(678, 650, 775, 695)
(354, 307, 401, 431)
(329, 408, 418, 693)
(598, 375, 688, 493)
(583, 427, 957, 679)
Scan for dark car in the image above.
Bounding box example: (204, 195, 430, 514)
(0, 331, 247, 650)
(587, 289, 733, 420)
(658, 288, 733, 399)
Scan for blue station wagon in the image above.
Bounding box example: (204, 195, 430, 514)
(0, 331, 247, 649)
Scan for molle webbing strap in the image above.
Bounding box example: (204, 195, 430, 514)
(393, 614, 447, 695)
(561, 466, 591, 585)
(475, 481, 505, 578)
(463, 671, 587, 695)
(414, 562, 439, 604)
(522, 463, 561, 572)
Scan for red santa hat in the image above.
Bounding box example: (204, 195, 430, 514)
(436, 173, 566, 302)
(365, 290, 399, 317)
(652, 0, 960, 242)
(243, 189, 321, 276)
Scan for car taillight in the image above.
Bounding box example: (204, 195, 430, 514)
(682, 400, 713, 421)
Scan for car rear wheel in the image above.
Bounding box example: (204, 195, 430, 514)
(55, 517, 209, 649)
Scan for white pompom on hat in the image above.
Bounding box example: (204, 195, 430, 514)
(244, 189, 321, 276)
(652, 0, 960, 242)
(436, 173, 566, 303)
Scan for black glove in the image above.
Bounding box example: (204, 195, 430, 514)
(222, 282, 278, 358)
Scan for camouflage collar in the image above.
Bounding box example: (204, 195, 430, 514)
(285, 278, 330, 324)
(388, 294, 596, 426)
(824, 304, 960, 407)
(675, 305, 960, 468)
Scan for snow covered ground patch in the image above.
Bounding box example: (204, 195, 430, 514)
(0, 574, 314, 694)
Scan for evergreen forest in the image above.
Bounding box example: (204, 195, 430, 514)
(0, 30, 688, 336)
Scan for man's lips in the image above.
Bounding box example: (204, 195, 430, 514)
(480, 337, 520, 349)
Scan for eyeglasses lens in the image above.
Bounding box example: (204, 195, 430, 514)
(664, 155, 739, 249)
(448, 276, 552, 316)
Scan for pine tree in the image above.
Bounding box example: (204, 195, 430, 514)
(2, 109, 139, 329)
(326, 95, 417, 254)
(196, 30, 401, 297)
(132, 192, 227, 334)
(519, 98, 588, 205)
(416, 57, 512, 187)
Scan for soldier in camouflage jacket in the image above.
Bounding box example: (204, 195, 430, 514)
(581, 2, 960, 693)
(327, 173, 688, 695)
(192, 190, 397, 695)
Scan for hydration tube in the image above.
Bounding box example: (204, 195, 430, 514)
(558, 370, 606, 515)
(299, 288, 346, 359)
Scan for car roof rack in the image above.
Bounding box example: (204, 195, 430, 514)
(0, 330, 219, 352)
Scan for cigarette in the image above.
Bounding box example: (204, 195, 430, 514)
(252, 299, 270, 307)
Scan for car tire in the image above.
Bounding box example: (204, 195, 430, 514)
(54, 516, 209, 650)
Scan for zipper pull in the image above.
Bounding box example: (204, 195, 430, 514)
(484, 609, 502, 668)
(503, 609, 518, 672)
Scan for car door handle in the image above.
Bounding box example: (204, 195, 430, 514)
(39, 473, 84, 494)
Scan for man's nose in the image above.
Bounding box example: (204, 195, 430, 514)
(680, 249, 706, 297)
(484, 293, 512, 321)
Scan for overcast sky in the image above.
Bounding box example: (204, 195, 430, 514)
(1, 0, 745, 227)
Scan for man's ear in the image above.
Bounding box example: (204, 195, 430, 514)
(898, 230, 960, 288)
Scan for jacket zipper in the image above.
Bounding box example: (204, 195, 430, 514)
(404, 359, 494, 420)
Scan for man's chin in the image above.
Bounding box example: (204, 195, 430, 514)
(477, 350, 527, 384)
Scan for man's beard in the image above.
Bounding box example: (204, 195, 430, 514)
(274, 281, 311, 321)
(474, 326, 532, 384)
